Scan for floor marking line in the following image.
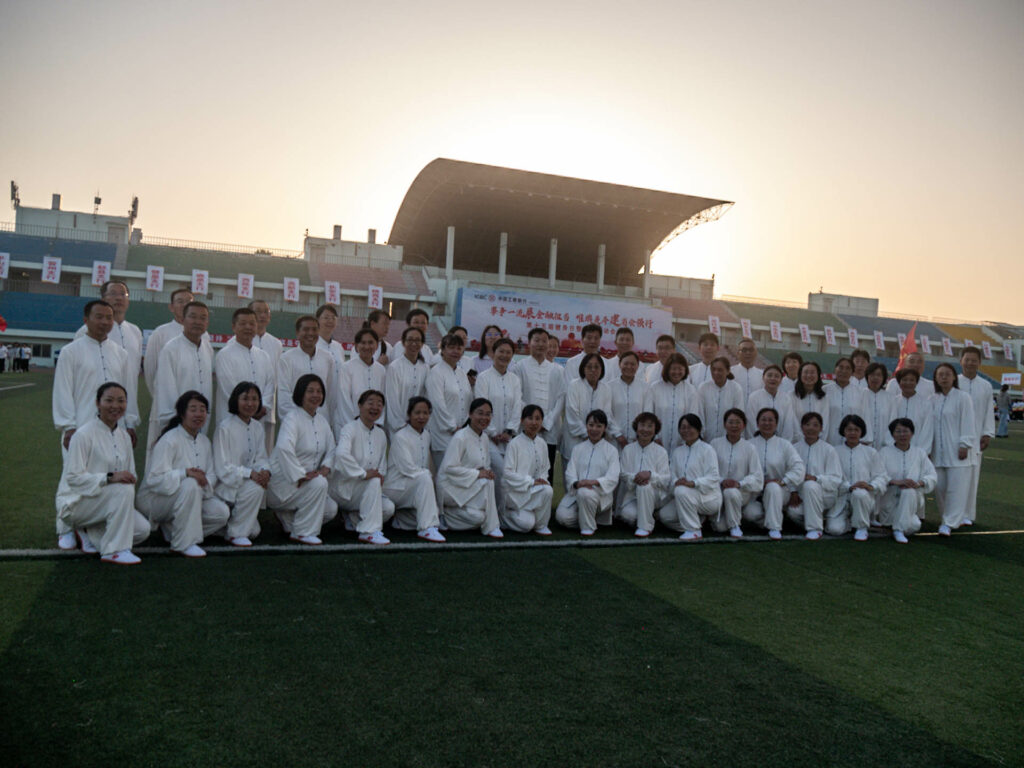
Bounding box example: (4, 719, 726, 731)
(0, 383, 36, 393)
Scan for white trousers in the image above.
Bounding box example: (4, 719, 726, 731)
(60, 484, 148, 556)
(385, 473, 441, 532)
(555, 488, 612, 531)
(442, 480, 500, 533)
(878, 486, 924, 534)
(332, 477, 395, 534)
(137, 478, 230, 551)
(966, 453, 983, 522)
(742, 483, 786, 532)
(787, 481, 835, 533)
(658, 487, 719, 533)
(617, 485, 668, 532)
(489, 443, 507, 513)
(219, 479, 266, 539)
(935, 466, 971, 528)
(718, 487, 749, 531)
(501, 484, 553, 533)
(268, 475, 338, 538)
(826, 488, 875, 536)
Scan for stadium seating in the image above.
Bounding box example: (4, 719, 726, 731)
(725, 301, 848, 333)
(0, 291, 89, 333)
(837, 313, 945, 341)
(657, 297, 739, 323)
(931, 323, 993, 347)
(0, 232, 118, 268)
(125, 245, 310, 284)
(310, 263, 433, 298)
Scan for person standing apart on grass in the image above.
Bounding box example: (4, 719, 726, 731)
(696, 356, 745, 442)
(709, 409, 762, 540)
(267, 374, 337, 546)
(427, 333, 474, 475)
(329, 390, 394, 545)
(827, 415, 887, 541)
(475, 338, 523, 510)
(336, 328, 387, 435)
(929, 363, 975, 536)
(214, 307, 275, 428)
(645, 353, 699, 454)
(995, 384, 1011, 438)
(500, 404, 554, 535)
(957, 347, 995, 526)
(212, 382, 271, 548)
(385, 326, 429, 434)
(609, 351, 646, 448)
(156, 301, 214, 435)
(555, 409, 620, 537)
(788, 412, 841, 540)
(74, 281, 142, 411)
(137, 391, 229, 558)
(878, 418, 936, 544)
(688, 332, 720, 388)
(56, 382, 151, 564)
(779, 351, 803, 395)
(616, 411, 671, 538)
(745, 408, 805, 541)
(438, 398, 504, 539)
(660, 413, 722, 541)
(745, 364, 796, 441)
(515, 328, 565, 484)
(791, 362, 831, 442)
(53, 300, 139, 552)
(249, 299, 283, 454)
(730, 338, 764, 401)
(383, 396, 445, 542)
(277, 316, 332, 423)
(861, 363, 894, 449)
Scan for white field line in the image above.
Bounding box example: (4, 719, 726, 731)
(0, 383, 36, 393)
(1, 528, 1022, 561)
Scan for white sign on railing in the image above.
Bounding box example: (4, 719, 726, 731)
(191, 269, 209, 295)
(284, 277, 301, 303)
(324, 281, 341, 305)
(146, 265, 164, 292)
(42, 256, 62, 284)
(769, 321, 782, 342)
(942, 337, 953, 355)
(982, 341, 992, 359)
(237, 273, 254, 299)
(740, 318, 752, 339)
(1004, 343, 1014, 361)
(873, 330, 885, 351)
(824, 326, 836, 346)
(798, 323, 811, 344)
(920, 335, 932, 354)
(91, 260, 111, 287)
(368, 284, 383, 310)
(0, 252, 8, 279)
(848, 328, 858, 347)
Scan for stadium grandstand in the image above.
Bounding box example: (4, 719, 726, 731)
(1, 160, 1021, 394)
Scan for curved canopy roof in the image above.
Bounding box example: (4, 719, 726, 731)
(388, 159, 731, 288)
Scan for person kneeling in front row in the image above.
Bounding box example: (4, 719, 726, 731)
(555, 409, 620, 536)
(878, 417, 936, 544)
(500, 404, 554, 535)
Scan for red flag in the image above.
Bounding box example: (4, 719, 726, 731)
(0, 315, 7, 332)
(895, 322, 918, 372)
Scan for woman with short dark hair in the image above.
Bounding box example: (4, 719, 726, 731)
(617, 411, 671, 537)
(827, 415, 887, 540)
(878, 418, 936, 543)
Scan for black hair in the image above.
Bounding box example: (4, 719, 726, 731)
(401, 326, 425, 344)
(662, 353, 690, 382)
(406, 396, 432, 416)
(463, 397, 493, 428)
(83, 299, 113, 318)
(440, 333, 465, 349)
(521, 404, 544, 421)
(158, 390, 209, 441)
(95, 381, 127, 402)
(755, 407, 779, 435)
(698, 332, 719, 346)
(723, 407, 747, 426)
(800, 411, 823, 427)
(228, 381, 262, 416)
(933, 363, 960, 393)
(358, 389, 386, 408)
(527, 327, 549, 342)
(581, 323, 602, 339)
(865, 362, 889, 388)
(585, 409, 609, 429)
(579, 352, 606, 380)
(838, 414, 867, 439)
(794, 361, 826, 399)
(632, 410, 661, 434)
(292, 374, 325, 407)
(405, 308, 429, 324)
(678, 413, 703, 435)
(294, 315, 318, 332)
(477, 324, 503, 359)
(888, 417, 916, 436)
(315, 304, 338, 319)
(232, 307, 257, 323)
(354, 327, 379, 346)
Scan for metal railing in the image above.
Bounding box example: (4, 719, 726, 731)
(0, 220, 113, 243)
(136, 233, 303, 259)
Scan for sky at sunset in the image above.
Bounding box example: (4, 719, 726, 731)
(2, 0, 1022, 323)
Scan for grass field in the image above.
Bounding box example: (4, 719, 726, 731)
(1, 370, 1022, 767)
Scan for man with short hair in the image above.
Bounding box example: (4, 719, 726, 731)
(75, 280, 142, 414)
(886, 351, 932, 396)
(601, 326, 638, 383)
(514, 328, 565, 482)
(316, 304, 347, 426)
(565, 324, 605, 383)
(277, 316, 332, 422)
(645, 334, 678, 385)
(156, 301, 214, 434)
(958, 346, 995, 525)
(249, 299, 282, 452)
(689, 333, 720, 387)
(730, 338, 764, 401)
(214, 307, 275, 426)
(393, 308, 435, 367)
(145, 289, 202, 450)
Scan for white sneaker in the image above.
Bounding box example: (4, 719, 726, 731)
(290, 534, 322, 546)
(228, 536, 253, 548)
(854, 528, 869, 541)
(805, 530, 822, 540)
(729, 526, 744, 539)
(938, 524, 952, 537)
(679, 530, 702, 541)
(57, 532, 77, 551)
(893, 530, 909, 544)
(359, 531, 391, 545)
(77, 531, 98, 554)
(534, 526, 553, 536)
(634, 527, 651, 537)
(579, 528, 595, 536)
(417, 527, 446, 543)
(961, 519, 974, 526)
(485, 528, 505, 539)
(177, 544, 207, 558)
(100, 550, 141, 565)
(768, 529, 782, 541)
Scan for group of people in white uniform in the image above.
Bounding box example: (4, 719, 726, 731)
(52, 286, 995, 565)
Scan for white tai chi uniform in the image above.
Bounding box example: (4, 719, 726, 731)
(730, 364, 764, 402)
(555, 438, 620, 532)
(563, 351, 605, 385)
(790, 392, 831, 444)
(52, 335, 138, 536)
(143, 320, 183, 451)
(253, 331, 283, 453)
(515, 356, 566, 473)
(214, 338, 275, 426)
(616, 440, 670, 533)
(317, 337, 348, 429)
(745, 388, 796, 441)
(645, 379, 699, 454)
(696, 379, 745, 442)
(212, 414, 270, 540)
(827, 443, 887, 536)
(329, 420, 394, 534)
(156, 335, 214, 433)
(862, 388, 895, 448)
(75, 319, 142, 422)
(385, 354, 428, 434)
(394, 341, 435, 368)
(878, 444, 936, 535)
(823, 381, 869, 446)
(475, 365, 523, 510)
(437, 426, 501, 534)
(709, 436, 762, 532)
(659, 441, 722, 533)
(562, 379, 613, 460)
(277, 346, 332, 423)
(744, 435, 805, 533)
(891, 391, 934, 451)
(336, 356, 386, 435)
(644, 360, 665, 386)
(886, 376, 933, 397)
(959, 373, 995, 524)
(56, 417, 150, 555)
(137, 426, 230, 551)
(788, 438, 842, 534)
(929, 388, 975, 529)
(609, 376, 647, 446)
(383, 424, 440, 533)
(426, 361, 473, 472)
(779, 377, 797, 395)
(267, 409, 338, 538)
(500, 432, 554, 533)
(689, 362, 714, 389)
